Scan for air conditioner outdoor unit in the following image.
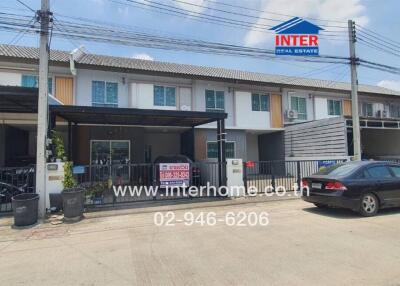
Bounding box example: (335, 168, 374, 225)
(286, 110, 298, 119)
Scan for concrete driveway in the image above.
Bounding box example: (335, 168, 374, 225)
(1, 199, 400, 285)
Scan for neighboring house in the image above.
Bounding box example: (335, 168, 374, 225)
(0, 44, 400, 168)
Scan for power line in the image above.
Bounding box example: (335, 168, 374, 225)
(356, 28, 400, 49)
(357, 38, 400, 58)
(15, 0, 35, 13)
(171, 0, 349, 30)
(201, 0, 348, 25)
(109, 0, 348, 41)
(356, 24, 400, 47)
(8, 15, 36, 45)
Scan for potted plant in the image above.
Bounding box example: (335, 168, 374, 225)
(87, 182, 106, 204)
(62, 161, 85, 221)
(51, 131, 67, 162)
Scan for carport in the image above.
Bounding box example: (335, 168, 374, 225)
(346, 117, 400, 159)
(0, 85, 228, 185)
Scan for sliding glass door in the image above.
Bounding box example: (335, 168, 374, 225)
(90, 140, 130, 182)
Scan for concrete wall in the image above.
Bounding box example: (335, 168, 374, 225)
(282, 89, 314, 122)
(75, 69, 129, 107)
(235, 91, 271, 129)
(193, 80, 234, 127)
(246, 133, 260, 161)
(144, 132, 181, 161)
(194, 129, 247, 161)
(76, 69, 193, 110)
(0, 62, 72, 93)
(0, 71, 21, 86)
(73, 126, 145, 164)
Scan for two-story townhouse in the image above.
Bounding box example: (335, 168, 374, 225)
(283, 85, 400, 160)
(1, 44, 400, 169)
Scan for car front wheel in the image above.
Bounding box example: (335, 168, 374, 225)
(359, 193, 379, 217)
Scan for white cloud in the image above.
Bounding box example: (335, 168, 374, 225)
(132, 53, 154, 61)
(90, 0, 105, 5)
(377, 80, 400, 91)
(244, 0, 369, 47)
(117, 6, 129, 16)
(174, 0, 208, 15)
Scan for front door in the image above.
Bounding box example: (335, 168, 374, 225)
(90, 140, 130, 183)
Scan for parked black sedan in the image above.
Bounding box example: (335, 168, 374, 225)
(302, 161, 400, 216)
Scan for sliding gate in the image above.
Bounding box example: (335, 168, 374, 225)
(243, 159, 348, 193)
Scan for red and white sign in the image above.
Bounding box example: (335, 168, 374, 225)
(159, 163, 190, 187)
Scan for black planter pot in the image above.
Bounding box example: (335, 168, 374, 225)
(12, 193, 39, 227)
(62, 188, 84, 222)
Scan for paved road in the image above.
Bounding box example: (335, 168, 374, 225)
(1, 199, 400, 285)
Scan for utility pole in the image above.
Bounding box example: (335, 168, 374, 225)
(348, 20, 361, 161)
(36, 0, 51, 218)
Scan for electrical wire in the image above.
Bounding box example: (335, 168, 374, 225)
(201, 0, 348, 26)
(109, 0, 348, 41)
(15, 0, 35, 13)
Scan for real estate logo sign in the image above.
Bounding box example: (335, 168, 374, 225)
(270, 17, 324, 56)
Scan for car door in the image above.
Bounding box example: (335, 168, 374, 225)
(387, 165, 400, 206)
(365, 165, 397, 207)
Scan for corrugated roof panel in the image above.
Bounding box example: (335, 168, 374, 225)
(0, 44, 398, 96)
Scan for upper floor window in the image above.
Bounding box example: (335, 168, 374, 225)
(205, 90, 224, 112)
(390, 105, 400, 118)
(92, 81, 118, 107)
(327, 99, 342, 116)
(21, 74, 52, 94)
(252, 93, 270, 111)
(290, 95, 307, 120)
(361, 102, 373, 117)
(207, 141, 235, 159)
(154, 85, 176, 107)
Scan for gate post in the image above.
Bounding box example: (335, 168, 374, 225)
(243, 162, 248, 194)
(271, 163, 276, 192)
(296, 161, 301, 192)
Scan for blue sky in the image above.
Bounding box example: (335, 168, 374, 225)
(1, 0, 399, 90)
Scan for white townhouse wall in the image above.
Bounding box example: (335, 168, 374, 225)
(0, 61, 72, 91)
(75, 69, 128, 107)
(235, 90, 271, 129)
(312, 90, 349, 120)
(283, 88, 351, 122)
(282, 88, 315, 122)
(0, 70, 21, 86)
(75, 68, 193, 110)
(192, 80, 234, 127)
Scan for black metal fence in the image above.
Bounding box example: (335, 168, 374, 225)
(73, 162, 225, 208)
(243, 159, 348, 193)
(0, 165, 35, 213)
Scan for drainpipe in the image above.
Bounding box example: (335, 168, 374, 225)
(69, 46, 86, 76)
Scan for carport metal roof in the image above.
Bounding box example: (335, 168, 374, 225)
(0, 86, 39, 113)
(345, 116, 400, 129)
(50, 105, 227, 127)
(0, 85, 227, 127)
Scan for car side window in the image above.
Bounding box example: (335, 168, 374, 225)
(366, 166, 393, 179)
(356, 169, 370, 179)
(389, 166, 400, 178)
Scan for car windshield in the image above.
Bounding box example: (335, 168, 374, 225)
(315, 163, 360, 177)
